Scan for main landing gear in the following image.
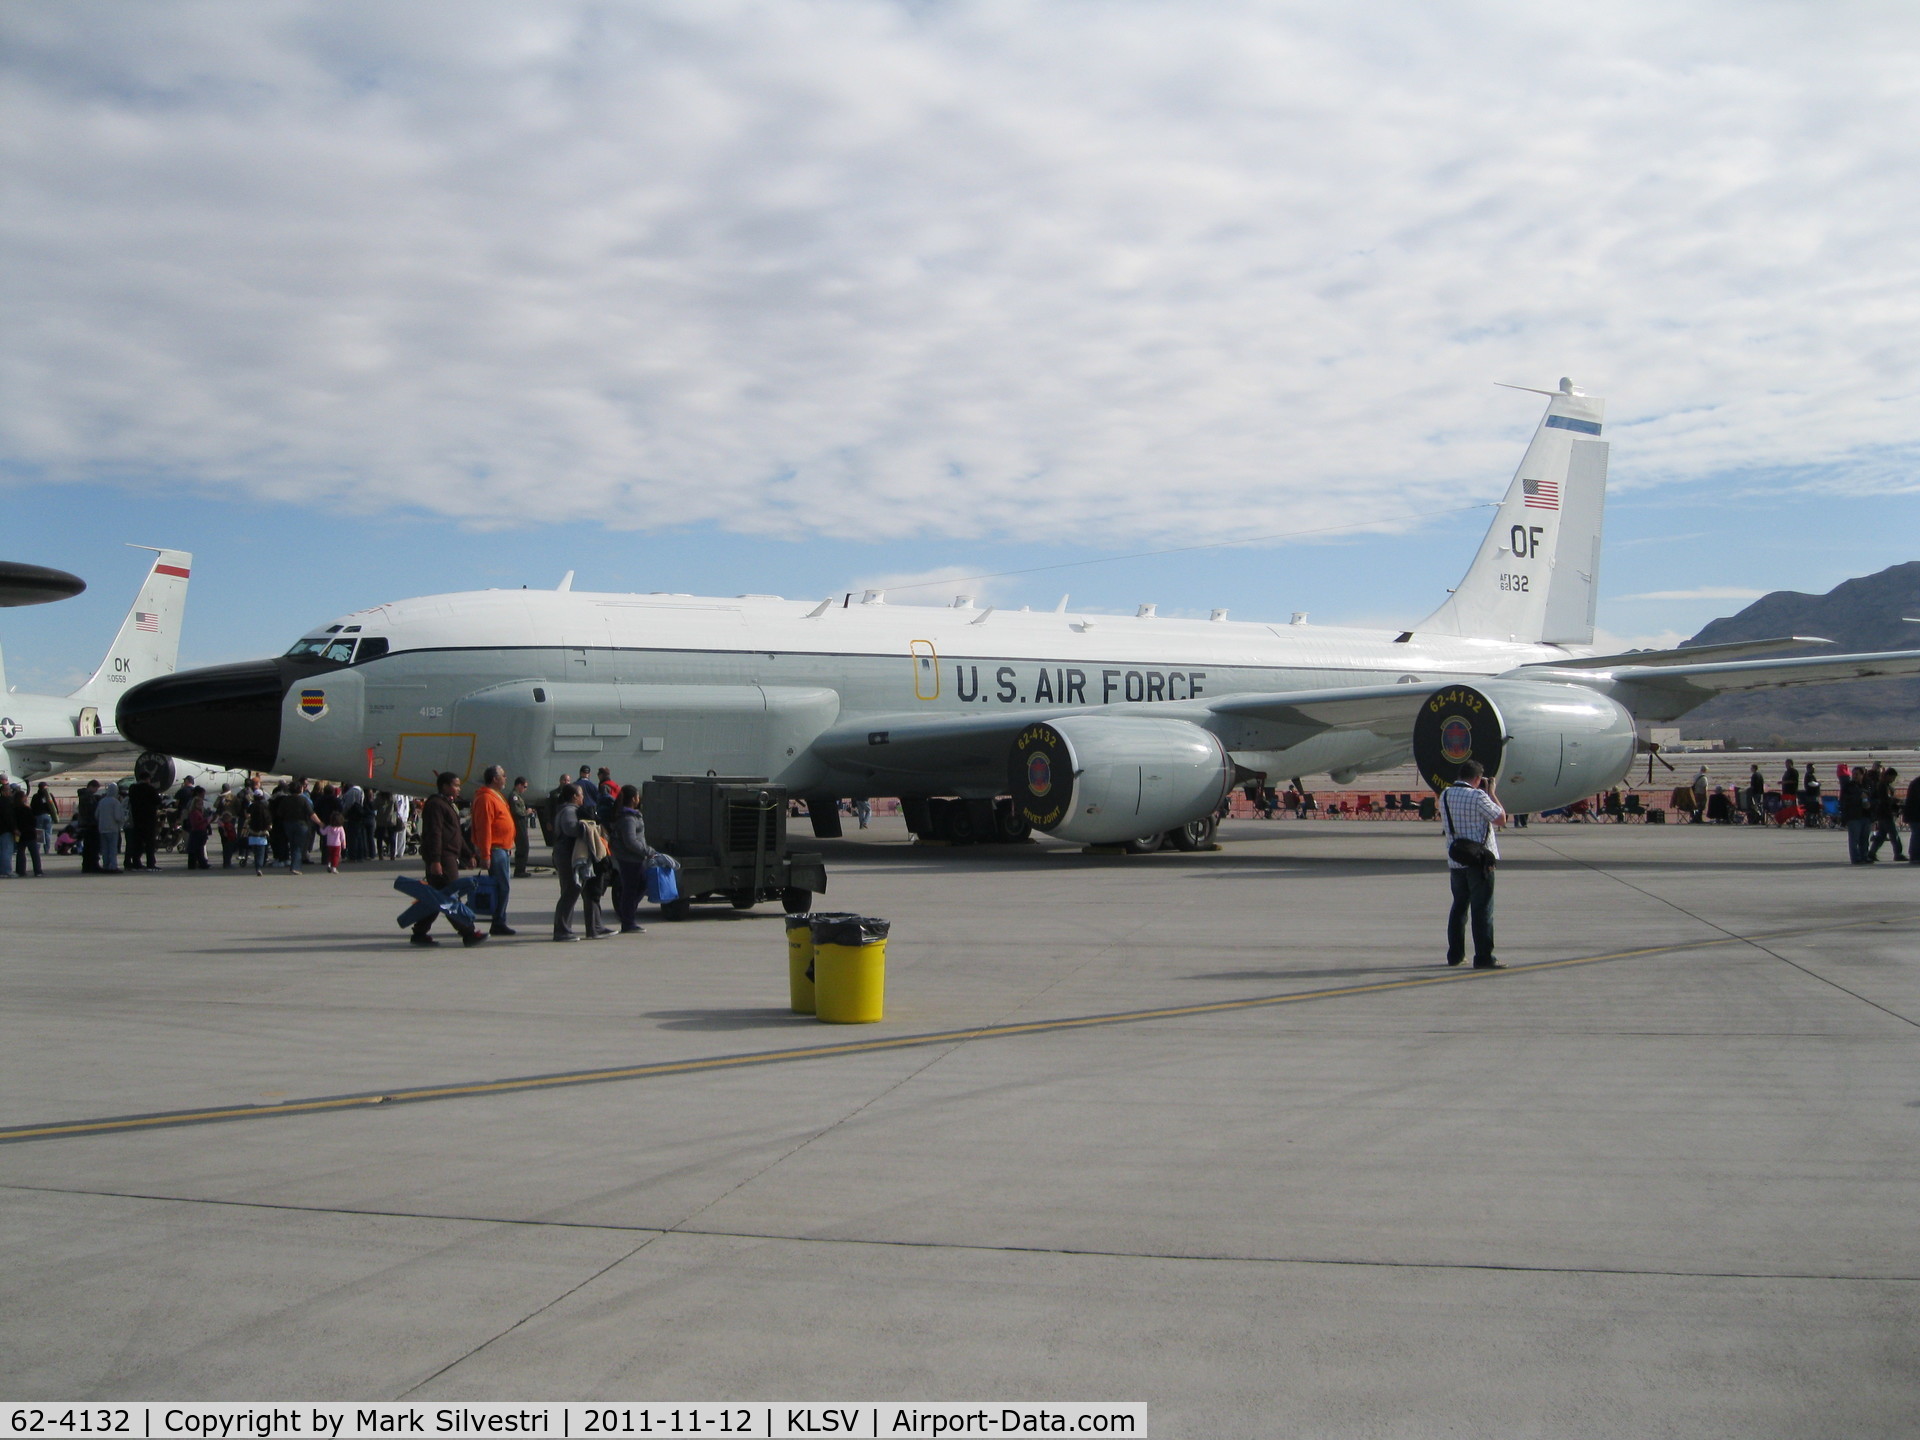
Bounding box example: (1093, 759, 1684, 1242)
(1124, 815, 1219, 853)
(903, 799, 1218, 853)
(903, 797, 1033, 846)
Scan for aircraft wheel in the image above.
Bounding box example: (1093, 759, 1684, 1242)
(1125, 832, 1164, 855)
(730, 890, 758, 910)
(1169, 816, 1217, 851)
(991, 800, 1032, 844)
(661, 897, 692, 921)
(781, 886, 813, 914)
(943, 804, 980, 845)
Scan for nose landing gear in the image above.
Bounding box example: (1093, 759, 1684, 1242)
(134, 752, 176, 789)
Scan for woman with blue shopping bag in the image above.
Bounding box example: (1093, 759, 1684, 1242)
(609, 784, 675, 934)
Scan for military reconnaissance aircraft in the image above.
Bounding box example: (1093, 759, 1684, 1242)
(117, 385, 1920, 849)
(2, 547, 194, 782)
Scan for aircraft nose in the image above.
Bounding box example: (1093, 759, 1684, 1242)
(117, 660, 287, 771)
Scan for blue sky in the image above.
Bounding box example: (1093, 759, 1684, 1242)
(4, 2, 1918, 693)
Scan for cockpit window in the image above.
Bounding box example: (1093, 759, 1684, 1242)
(284, 637, 358, 664)
(353, 636, 389, 663)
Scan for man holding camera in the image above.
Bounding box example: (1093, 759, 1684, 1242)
(1440, 760, 1507, 970)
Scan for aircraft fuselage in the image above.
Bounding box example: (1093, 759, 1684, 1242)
(119, 587, 1573, 796)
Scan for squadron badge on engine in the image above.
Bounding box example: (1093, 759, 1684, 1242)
(1412, 683, 1504, 794)
(1026, 750, 1053, 798)
(1010, 722, 1071, 830)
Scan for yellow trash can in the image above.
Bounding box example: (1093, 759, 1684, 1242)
(786, 914, 816, 1014)
(788, 912, 858, 1014)
(812, 915, 891, 1024)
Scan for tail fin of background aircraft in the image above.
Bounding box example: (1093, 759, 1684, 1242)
(1416, 381, 1608, 646)
(69, 547, 192, 705)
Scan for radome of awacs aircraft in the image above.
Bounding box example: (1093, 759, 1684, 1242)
(112, 381, 1920, 850)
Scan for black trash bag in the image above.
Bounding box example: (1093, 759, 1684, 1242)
(810, 914, 890, 947)
(797, 909, 858, 934)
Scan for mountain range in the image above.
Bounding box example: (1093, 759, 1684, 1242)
(1674, 560, 1920, 745)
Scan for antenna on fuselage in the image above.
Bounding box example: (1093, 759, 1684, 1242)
(556, 571, 574, 592)
(1054, 595, 1069, 612)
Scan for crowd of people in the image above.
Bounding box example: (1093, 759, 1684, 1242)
(0, 774, 439, 876)
(1651, 758, 1918, 861)
(394, 763, 672, 946)
(0, 779, 60, 877)
(4, 748, 1915, 915)
(1834, 762, 1917, 864)
(0, 760, 677, 947)
(1221, 758, 1920, 857)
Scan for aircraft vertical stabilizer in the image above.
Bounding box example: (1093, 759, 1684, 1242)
(1416, 383, 1607, 646)
(69, 547, 193, 705)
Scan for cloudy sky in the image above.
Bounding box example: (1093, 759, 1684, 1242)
(4, 1, 1918, 688)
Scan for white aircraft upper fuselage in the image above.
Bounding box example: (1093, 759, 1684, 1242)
(272, 587, 1569, 790)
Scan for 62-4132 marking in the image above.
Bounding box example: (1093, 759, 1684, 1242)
(10, 1411, 132, 1434)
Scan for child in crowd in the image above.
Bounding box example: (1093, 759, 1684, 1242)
(246, 795, 271, 875)
(321, 811, 347, 873)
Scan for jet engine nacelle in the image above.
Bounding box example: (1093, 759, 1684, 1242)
(1412, 679, 1636, 815)
(1009, 715, 1233, 845)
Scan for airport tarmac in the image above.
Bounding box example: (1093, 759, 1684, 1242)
(2, 816, 1917, 1435)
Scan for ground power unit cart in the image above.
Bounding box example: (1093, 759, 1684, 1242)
(641, 775, 828, 921)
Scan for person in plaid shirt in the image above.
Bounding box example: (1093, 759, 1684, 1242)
(1441, 760, 1506, 969)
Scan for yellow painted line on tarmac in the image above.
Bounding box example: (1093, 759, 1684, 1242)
(3, 913, 1913, 1146)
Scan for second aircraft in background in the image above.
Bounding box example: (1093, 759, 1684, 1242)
(2, 547, 195, 783)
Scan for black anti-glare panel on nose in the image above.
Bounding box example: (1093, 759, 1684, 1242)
(116, 659, 288, 771)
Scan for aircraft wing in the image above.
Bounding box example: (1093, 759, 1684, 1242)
(1201, 683, 1435, 745)
(811, 709, 1066, 786)
(812, 681, 1443, 783)
(2, 733, 140, 778)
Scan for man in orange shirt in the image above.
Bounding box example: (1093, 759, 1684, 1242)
(471, 764, 519, 936)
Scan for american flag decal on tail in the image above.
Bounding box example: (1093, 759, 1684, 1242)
(1522, 478, 1559, 510)
(135, 611, 160, 632)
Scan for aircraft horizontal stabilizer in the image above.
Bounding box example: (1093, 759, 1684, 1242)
(1602, 648, 1920, 697)
(1514, 636, 1832, 672)
(3, 734, 141, 777)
